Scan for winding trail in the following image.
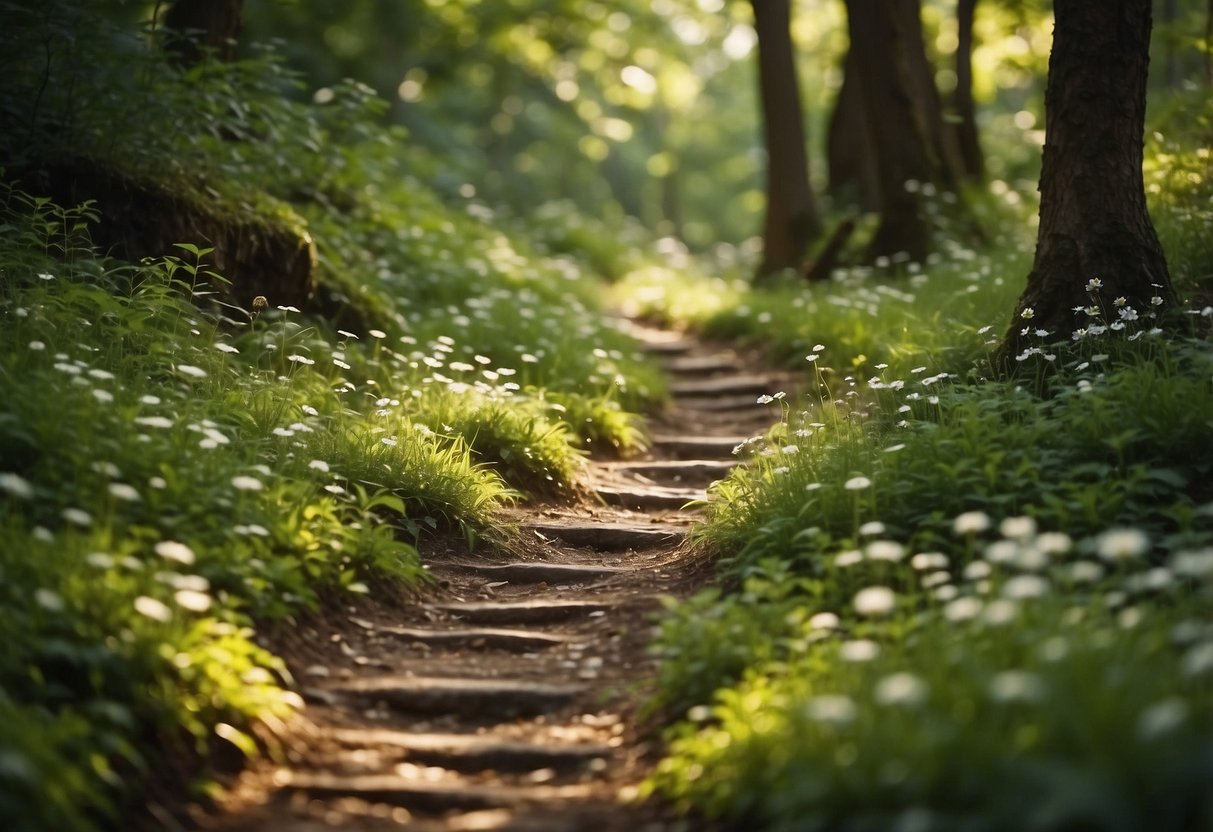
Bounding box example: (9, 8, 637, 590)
(202, 319, 796, 832)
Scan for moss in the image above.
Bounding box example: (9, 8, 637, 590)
(17, 155, 316, 310)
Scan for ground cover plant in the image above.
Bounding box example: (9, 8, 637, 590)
(0, 8, 670, 827)
(637, 85, 1213, 831)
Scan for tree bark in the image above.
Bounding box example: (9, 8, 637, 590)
(751, 0, 821, 279)
(953, 0, 984, 179)
(997, 0, 1175, 370)
(826, 47, 880, 210)
(162, 0, 244, 65)
(845, 0, 936, 262)
(894, 0, 964, 189)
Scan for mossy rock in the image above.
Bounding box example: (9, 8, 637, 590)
(31, 156, 316, 310)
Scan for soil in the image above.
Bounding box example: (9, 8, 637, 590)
(191, 318, 797, 832)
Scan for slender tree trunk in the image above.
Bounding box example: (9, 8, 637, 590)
(953, 0, 984, 179)
(845, 0, 936, 262)
(162, 0, 243, 65)
(826, 46, 880, 210)
(751, 0, 821, 278)
(998, 0, 1175, 370)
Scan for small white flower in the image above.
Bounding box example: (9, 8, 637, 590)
(807, 612, 840, 630)
(944, 596, 983, 622)
(215, 343, 240, 354)
(1137, 698, 1189, 740)
(865, 540, 905, 562)
(0, 473, 35, 500)
(835, 550, 863, 568)
(1020, 307, 1035, 320)
(1150, 296, 1164, 307)
(910, 552, 948, 571)
(286, 354, 315, 366)
(805, 694, 857, 725)
(308, 459, 330, 473)
(231, 475, 264, 492)
(174, 589, 212, 613)
(35, 588, 65, 612)
(988, 670, 1045, 703)
(28, 340, 46, 351)
(176, 364, 208, 379)
(61, 507, 92, 527)
(155, 541, 196, 565)
(368, 329, 387, 339)
(874, 672, 928, 707)
(953, 511, 991, 535)
(1002, 574, 1050, 600)
(843, 476, 872, 491)
(839, 639, 881, 662)
(1097, 528, 1149, 562)
(107, 483, 141, 502)
(1085, 277, 1103, 292)
(853, 586, 896, 617)
(134, 595, 172, 622)
(999, 516, 1036, 540)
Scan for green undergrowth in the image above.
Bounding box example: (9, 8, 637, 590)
(639, 89, 1213, 830)
(645, 318, 1213, 830)
(0, 10, 664, 825)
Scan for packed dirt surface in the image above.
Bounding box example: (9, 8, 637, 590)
(195, 319, 795, 831)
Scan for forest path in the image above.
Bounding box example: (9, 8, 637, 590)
(200, 318, 796, 832)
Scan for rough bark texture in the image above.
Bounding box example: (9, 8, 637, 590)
(845, 0, 936, 262)
(894, 0, 964, 190)
(953, 0, 985, 179)
(752, 0, 821, 278)
(824, 47, 883, 212)
(998, 0, 1175, 370)
(826, 47, 881, 210)
(162, 0, 244, 65)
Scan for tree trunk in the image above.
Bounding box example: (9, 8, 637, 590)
(751, 0, 821, 279)
(894, 0, 964, 190)
(845, 0, 936, 262)
(162, 0, 244, 65)
(953, 0, 984, 179)
(997, 0, 1175, 370)
(826, 47, 880, 210)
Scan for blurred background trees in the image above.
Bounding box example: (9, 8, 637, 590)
(9, 0, 1211, 271)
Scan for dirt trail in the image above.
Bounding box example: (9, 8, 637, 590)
(199, 319, 795, 832)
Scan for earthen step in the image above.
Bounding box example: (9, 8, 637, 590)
(425, 600, 612, 626)
(376, 625, 578, 652)
(328, 728, 613, 774)
(523, 521, 684, 550)
(280, 772, 592, 815)
(669, 375, 776, 397)
(459, 562, 625, 584)
(677, 393, 771, 412)
(662, 353, 744, 375)
(650, 434, 750, 459)
(600, 459, 736, 485)
(322, 676, 584, 718)
(594, 485, 706, 511)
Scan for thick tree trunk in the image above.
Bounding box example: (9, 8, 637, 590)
(845, 0, 936, 262)
(162, 0, 244, 65)
(826, 47, 880, 210)
(894, 0, 964, 189)
(751, 0, 821, 279)
(953, 0, 984, 179)
(998, 0, 1175, 370)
